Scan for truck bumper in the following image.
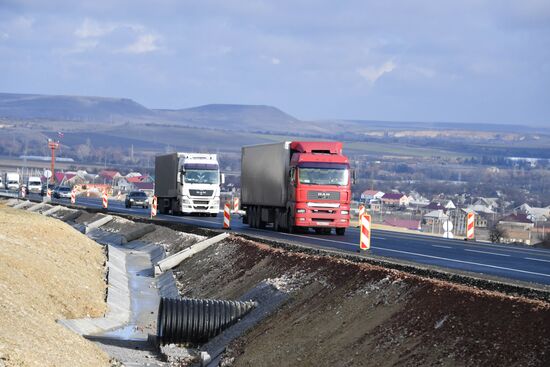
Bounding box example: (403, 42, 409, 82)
(294, 203, 350, 228)
(181, 197, 219, 214)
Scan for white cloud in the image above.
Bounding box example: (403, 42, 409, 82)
(121, 34, 159, 54)
(357, 60, 396, 84)
(271, 57, 281, 65)
(74, 18, 117, 38)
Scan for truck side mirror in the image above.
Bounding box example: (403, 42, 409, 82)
(221, 173, 225, 184)
(351, 169, 356, 185)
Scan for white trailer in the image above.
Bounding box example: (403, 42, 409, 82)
(155, 153, 224, 216)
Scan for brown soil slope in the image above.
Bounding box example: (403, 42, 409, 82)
(174, 237, 550, 367)
(0, 205, 109, 367)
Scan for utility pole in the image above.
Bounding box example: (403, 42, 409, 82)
(48, 139, 59, 184)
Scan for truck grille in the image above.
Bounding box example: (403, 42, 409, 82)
(193, 200, 209, 205)
(307, 191, 340, 201)
(189, 189, 213, 197)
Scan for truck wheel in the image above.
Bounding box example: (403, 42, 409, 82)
(258, 207, 266, 229)
(250, 207, 257, 228)
(274, 214, 280, 232)
(336, 228, 346, 236)
(287, 215, 295, 234)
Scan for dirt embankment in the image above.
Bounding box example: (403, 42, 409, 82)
(0, 205, 109, 367)
(173, 237, 550, 367)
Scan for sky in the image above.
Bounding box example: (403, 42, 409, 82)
(0, 0, 549, 126)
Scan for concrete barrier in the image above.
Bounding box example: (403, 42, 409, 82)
(85, 215, 114, 234)
(155, 233, 229, 275)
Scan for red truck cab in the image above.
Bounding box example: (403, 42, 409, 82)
(288, 142, 351, 235)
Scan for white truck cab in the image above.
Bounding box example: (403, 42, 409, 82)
(155, 152, 224, 216)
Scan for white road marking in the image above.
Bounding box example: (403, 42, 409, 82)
(375, 247, 550, 278)
(432, 245, 452, 249)
(464, 249, 511, 257)
(525, 257, 550, 264)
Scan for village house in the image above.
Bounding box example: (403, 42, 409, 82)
(381, 192, 409, 207)
(498, 213, 535, 245)
(360, 190, 385, 203)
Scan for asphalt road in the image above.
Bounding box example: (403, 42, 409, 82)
(12, 192, 550, 286)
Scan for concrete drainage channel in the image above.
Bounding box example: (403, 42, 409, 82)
(3, 199, 280, 366)
(4, 198, 550, 366)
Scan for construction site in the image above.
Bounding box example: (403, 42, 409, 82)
(1, 197, 549, 367)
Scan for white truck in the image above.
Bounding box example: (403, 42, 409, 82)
(4, 172, 20, 191)
(26, 176, 42, 193)
(155, 152, 224, 216)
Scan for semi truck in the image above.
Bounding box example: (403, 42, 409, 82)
(155, 152, 223, 216)
(4, 172, 20, 191)
(241, 141, 353, 235)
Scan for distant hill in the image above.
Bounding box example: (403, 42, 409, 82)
(155, 104, 301, 132)
(0, 93, 154, 121)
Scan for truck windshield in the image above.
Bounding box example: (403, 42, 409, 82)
(298, 163, 349, 186)
(183, 164, 219, 184)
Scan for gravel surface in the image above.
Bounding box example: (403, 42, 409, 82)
(0, 205, 109, 367)
(172, 236, 550, 367)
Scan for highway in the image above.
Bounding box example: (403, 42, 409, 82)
(9, 192, 550, 286)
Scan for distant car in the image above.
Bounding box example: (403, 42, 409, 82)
(41, 183, 56, 196)
(53, 186, 72, 199)
(125, 191, 149, 208)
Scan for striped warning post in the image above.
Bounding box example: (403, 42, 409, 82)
(117, 191, 122, 201)
(223, 202, 231, 229)
(151, 196, 158, 218)
(360, 213, 371, 250)
(102, 190, 108, 209)
(358, 204, 365, 218)
(70, 189, 76, 204)
(466, 212, 475, 240)
(47, 188, 52, 199)
(20, 186, 26, 199)
(233, 197, 240, 213)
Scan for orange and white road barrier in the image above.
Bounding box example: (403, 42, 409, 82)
(233, 197, 240, 213)
(47, 188, 52, 199)
(70, 189, 76, 204)
(102, 190, 108, 209)
(117, 191, 122, 200)
(223, 202, 231, 229)
(87, 190, 90, 197)
(151, 196, 158, 218)
(360, 213, 371, 250)
(466, 212, 475, 240)
(20, 186, 26, 198)
(358, 204, 365, 218)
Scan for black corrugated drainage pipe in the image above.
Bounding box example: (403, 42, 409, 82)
(157, 297, 256, 345)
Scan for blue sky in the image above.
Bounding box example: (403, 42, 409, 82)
(0, 0, 549, 126)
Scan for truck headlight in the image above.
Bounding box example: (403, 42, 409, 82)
(296, 209, 306, 214)
(341, 210, 349, 215)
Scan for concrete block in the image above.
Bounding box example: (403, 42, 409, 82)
(155, 232, 229, 275)
(85, 215, 113, 233)
(42, 206, 62, 216)
(27, 202, 47, 212)
(13, 200, 32, 209)
(122, 224, 156, 243)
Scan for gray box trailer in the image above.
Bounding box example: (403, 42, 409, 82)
(241, 142, 290, 208)
(155, 153, 179, 198)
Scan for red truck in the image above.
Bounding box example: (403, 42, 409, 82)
(241, 141, 353, 235)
